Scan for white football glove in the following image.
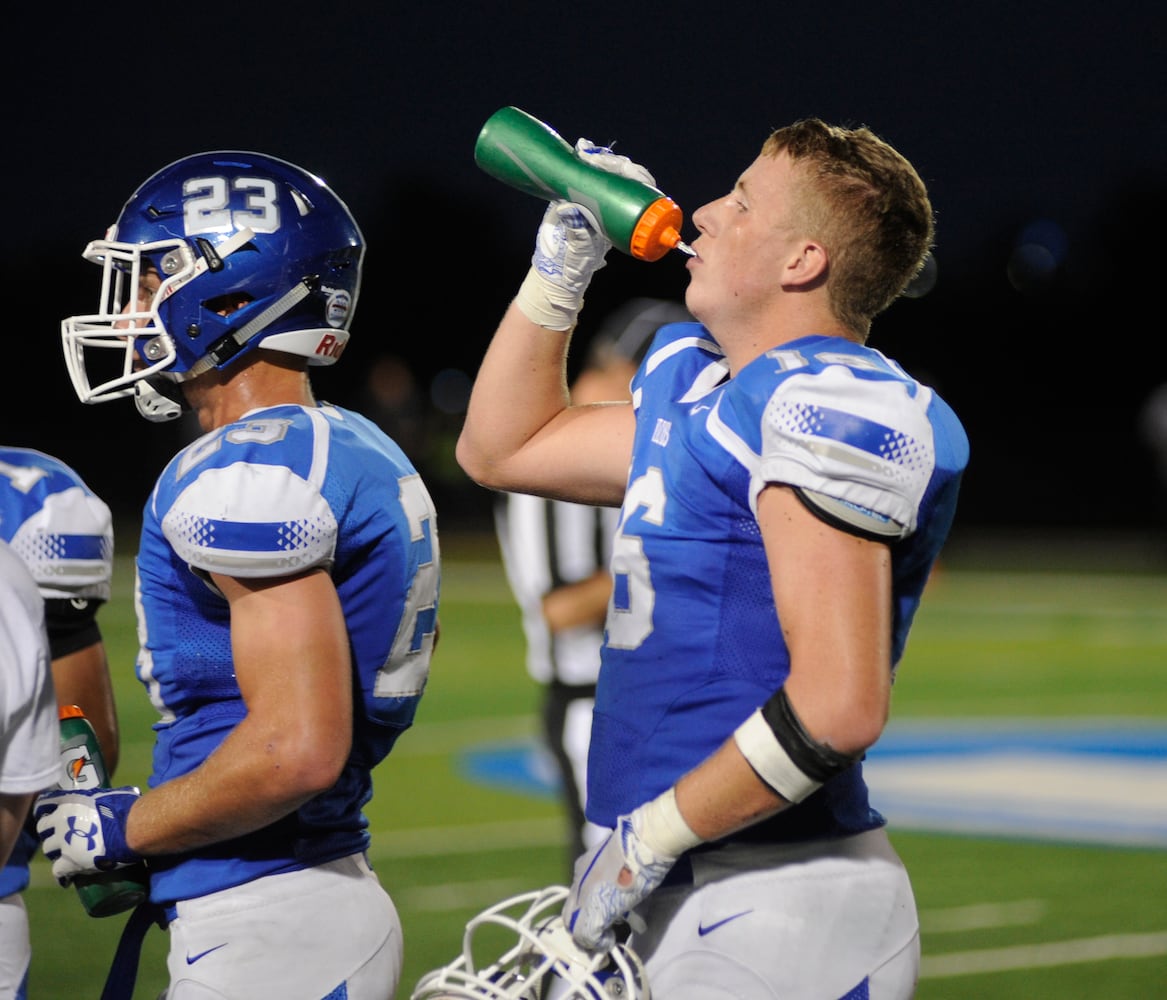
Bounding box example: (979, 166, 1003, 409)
(573, 138, 657, 191)
(516, 201, 611, 331)
(564, 787, 702, 951)
(34, 786, 142, 886)
(514, 138, 657, 332)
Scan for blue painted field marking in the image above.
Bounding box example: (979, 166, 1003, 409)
(460, 739, 559, 798)
(865, 719, 1167, 848)
(460, 719, 1167, 849)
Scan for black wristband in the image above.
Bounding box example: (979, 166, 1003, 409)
(760, 688, 858, 784)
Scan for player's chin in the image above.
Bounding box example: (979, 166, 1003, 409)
(681, 281, 707, 322)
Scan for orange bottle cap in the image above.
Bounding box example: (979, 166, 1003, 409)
(630, 197, 684, 262)
(59, 704, 85, 720)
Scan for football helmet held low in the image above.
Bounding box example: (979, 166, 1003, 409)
(411, 885, 649, 999)
(61, 151, 364, 421)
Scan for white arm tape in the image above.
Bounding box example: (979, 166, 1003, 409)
(634, 786, 704, 858)
(733, 707, 824, 804)
(514, 268, 580, 332)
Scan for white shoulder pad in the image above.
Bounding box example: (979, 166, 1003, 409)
(759, 367, 936, 534)
(163, 462, 337, 578)
(8, 487, 113, 599)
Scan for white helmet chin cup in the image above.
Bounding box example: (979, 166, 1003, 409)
(133, 380, 187, 423)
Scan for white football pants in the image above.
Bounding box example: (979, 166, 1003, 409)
(631, 828, 920, 999)
(164, 853, 400, 999)
(0, 892, 30, 999)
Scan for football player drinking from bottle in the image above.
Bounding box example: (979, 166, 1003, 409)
(456, 118, 968, 999)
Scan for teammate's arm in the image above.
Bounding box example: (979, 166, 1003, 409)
(123, 567, 352, 855)
(0, 792, 36, 869)
(542, 569, 613, 632)
(48, 634, 120, 777)
(459, 178, 641, 507)
(674, 483, 893, 836)
(457, 301, 634, 507)
(567, 484, 895, 948)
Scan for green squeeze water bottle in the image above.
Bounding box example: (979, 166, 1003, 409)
(474, 106, 694, 262)
(57, 705, 149, 917)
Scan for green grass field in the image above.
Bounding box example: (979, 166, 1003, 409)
(23, 537, 1167, 997)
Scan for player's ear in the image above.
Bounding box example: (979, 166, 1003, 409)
(781, 240, 829, 289)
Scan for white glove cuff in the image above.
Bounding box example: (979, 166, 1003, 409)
(634, 786, 704, 860)
(734, 707, 823, 803)
(514, 267, 581, 331)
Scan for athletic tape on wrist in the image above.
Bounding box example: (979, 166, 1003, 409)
(734, 692, 857, 804)
(634, 786, 704, 859)
(514, 268, 579, 331)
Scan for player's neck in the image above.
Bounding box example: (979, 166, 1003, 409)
(717, 298, 856, 374)
(186, 354, 316, 432)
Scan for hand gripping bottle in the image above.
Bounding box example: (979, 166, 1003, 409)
(474, 106, 693, 262)
(57, 705, 149, 917)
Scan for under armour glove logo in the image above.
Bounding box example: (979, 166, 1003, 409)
(63, 816, 100, 852)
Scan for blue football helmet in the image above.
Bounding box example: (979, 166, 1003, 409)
(61, 151, 364, 421)
(411, 886, 649, 999)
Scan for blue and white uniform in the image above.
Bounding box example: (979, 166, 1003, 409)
(0, 540, 58, 818)
(587, 326, 968, 997)
(0, 447, 112, 896)
(0, 447, 112, 999)
(590, 326, 967, 834)
(135, 403, 439, 905)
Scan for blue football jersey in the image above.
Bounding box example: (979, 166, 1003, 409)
(0, 446, 113, 896)
(135, 404, 440, 904)
(587, 326, 968, 839)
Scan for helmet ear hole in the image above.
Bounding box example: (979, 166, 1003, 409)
(328, 246, 362, 271)
(202, 291, 254, 318)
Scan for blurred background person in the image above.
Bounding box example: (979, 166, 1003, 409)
(0, 539, 58, 869)
(493, 299, 691, 871)
(357, 354, 434, 470)
(1139, 382, 1167, 545)
(0, 446, 118, 999)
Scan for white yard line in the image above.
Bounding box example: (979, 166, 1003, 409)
(397, 877, 539, 911)
(921, 931, 1167, 978)
(921, 899, 1046, 933)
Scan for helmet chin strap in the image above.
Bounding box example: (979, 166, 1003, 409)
(183, 277, 315, 380)
(132, 270, 313, 422)
(173, 225, 315, 380)
(134, 263, 315, 420)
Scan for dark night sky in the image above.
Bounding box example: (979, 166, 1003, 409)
(7, 2, 1165, 534)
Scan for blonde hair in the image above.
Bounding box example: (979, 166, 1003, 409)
(763, 119, 933, 338)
